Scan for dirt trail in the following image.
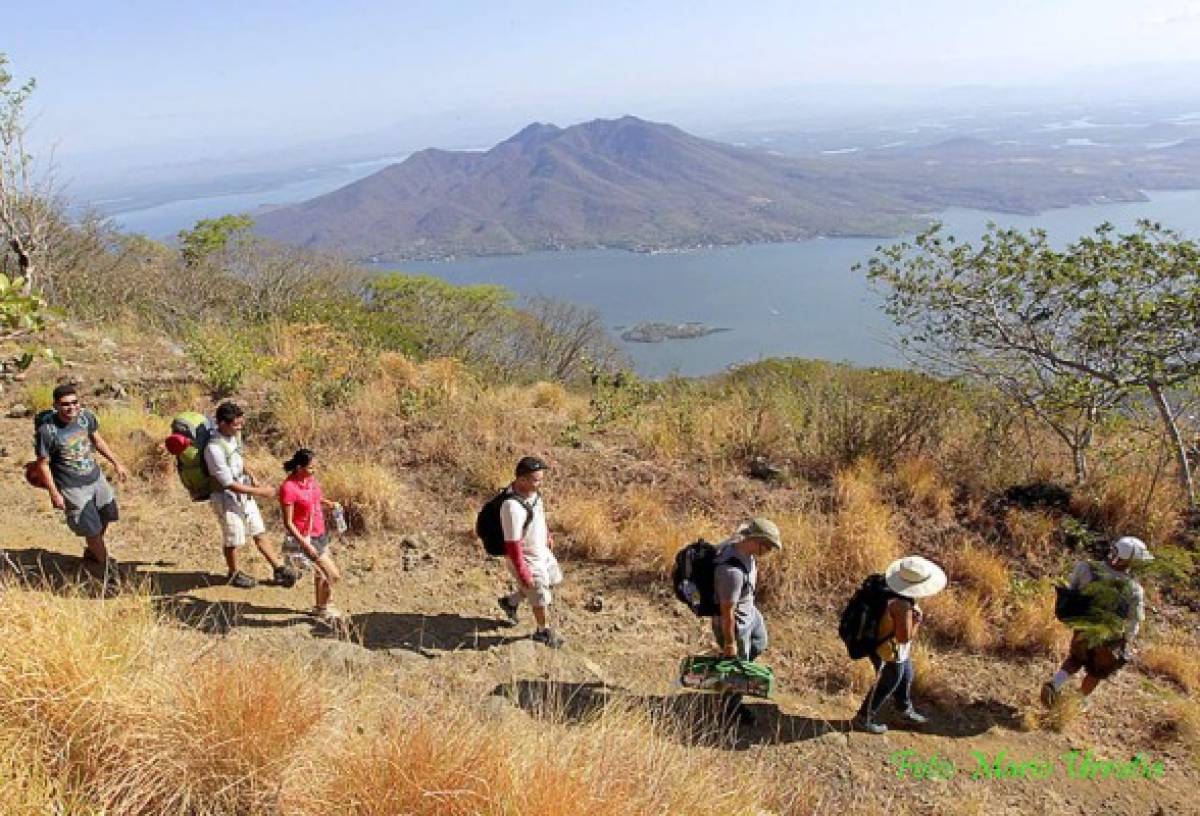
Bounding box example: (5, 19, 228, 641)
(0, 334, 1195, 815)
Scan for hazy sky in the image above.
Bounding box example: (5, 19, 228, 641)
(8, 0, 1200, 163)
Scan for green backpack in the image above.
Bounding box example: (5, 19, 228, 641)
(168, 412, 237, 501)
(679, 655, 775, 698)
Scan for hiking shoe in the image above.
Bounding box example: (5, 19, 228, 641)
(311, 605, 343, 622)
(900, 708, 928, 725)
(1040, 681, 1059, 709)
(531, 628, 564, 649)
(273, 564, 299, 588)
(228, 571, 257, 589)
(497, 595, 520, 625)
(854, 715, 887, 735)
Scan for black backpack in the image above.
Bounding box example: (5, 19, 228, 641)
(475, 488, 536, 557)
(838, 574, 896, 660)
(672, 540, 748, 617)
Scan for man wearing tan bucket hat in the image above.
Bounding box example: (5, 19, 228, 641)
(854, 555, 947, 735)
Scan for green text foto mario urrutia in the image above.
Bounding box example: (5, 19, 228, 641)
(889, 748, 1166, 782)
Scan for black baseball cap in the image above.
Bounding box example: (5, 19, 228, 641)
(515, 456, 548, 476)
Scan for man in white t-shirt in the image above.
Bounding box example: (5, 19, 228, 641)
(496, 456, 564, 648)
(204, 401, 297, 589)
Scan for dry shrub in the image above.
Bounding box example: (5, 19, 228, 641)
(340, 377, 401, 448)
(530, 380, 569, 411)
(1003, 507, 1061, 567)
(922, 589, 993, 650)
(320, 459, 412, 533)
(1152, 699, 1200, 765)
(377, 351, 420, 388)
(894, 455, 954, 523)
(757, 508, 827, 607)
(95, 405, 172, 480)
(1139, 644, 1199, 692)
(297, 699, 768, 816)
(1002, 582, 1066, 657)
(557, 494, 614, 559)
(1070, 470, 1185, 545)
(1031, 692, 1083, 733)
(948, 542, 1011, 605)
(266, 379, 324, 449)
(20, 381, 55, 412)
(620, 494, 722, 572)
(826, 460, 901, 592)
(151, 654, 324, 813)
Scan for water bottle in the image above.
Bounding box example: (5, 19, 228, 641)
(332, 503, 348, 534)
(680, 579, 702, 610)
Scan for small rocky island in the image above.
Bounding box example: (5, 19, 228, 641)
(619, 322, 731, 343)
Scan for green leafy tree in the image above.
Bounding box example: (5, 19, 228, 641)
(178, 214, 253, 267)
(864, 221, 1200, 505)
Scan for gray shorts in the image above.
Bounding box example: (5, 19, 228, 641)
(283, 532, 331, 566)
(61, 476, 118, 538)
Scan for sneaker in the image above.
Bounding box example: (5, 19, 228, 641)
(311, 605, 343, 622)
(497, 595, 520, 624)
(900, 708, 928, 725)
(1040, 681, 1059, 709)
(531, 628, 565, 649)
(854, 714, 887, 735)
(273, 564, 299, 588)
(228, 571, 257, 589)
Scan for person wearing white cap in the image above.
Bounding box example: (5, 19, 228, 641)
(854, 555, 947, 735)
(1040, 536, 1152, 708)
(711, 517, 782, 724)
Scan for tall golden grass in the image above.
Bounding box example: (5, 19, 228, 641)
(0, 584, 778, 816)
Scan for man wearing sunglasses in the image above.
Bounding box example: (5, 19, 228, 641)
(33, 383, 129, 571)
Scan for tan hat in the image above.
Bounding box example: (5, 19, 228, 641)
(885, 556, 947, 598)
(737, 517, 782, 550)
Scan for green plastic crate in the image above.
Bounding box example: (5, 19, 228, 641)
(678, 655, 775, 698)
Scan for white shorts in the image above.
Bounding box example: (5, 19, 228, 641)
(505, 550, 564, 607)
(209, 493, 265, 549)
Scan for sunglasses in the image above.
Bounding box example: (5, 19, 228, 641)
(57, 400, 80, 408)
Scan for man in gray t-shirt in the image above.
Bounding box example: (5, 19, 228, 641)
(711, 517, 782, 662)
(33, 383, 129, 569)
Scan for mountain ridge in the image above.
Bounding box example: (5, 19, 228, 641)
(254, 115, 920, 260)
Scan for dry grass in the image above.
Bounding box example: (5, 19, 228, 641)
(1139, 644, 1199, 693)
(826, 461, 902, 592)
(1070, 469, 1185, 545)
(319, 459, 414, 533)
(20, 381, 55, 412)
(1003, 507, 1061, 568)
(1152, 699, 1200, 768)
(0, 583, 776, 816)
(894, 455, 955, 523)
(922, 589, 993, 650)
(1002, 582, 1066, 657)
(947, 542, 1011, 606)
(95, 405, 174, 481)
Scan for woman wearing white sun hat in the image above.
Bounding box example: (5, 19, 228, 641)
(854, 555, 947, 735)
(1041, 536, 1152, 709)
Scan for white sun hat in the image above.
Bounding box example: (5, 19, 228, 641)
(884, 556, 948, 599)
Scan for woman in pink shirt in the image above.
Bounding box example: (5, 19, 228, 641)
(278, 448, 342, 622)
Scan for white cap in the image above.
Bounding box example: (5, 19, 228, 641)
(1112, 536, 1154, 562)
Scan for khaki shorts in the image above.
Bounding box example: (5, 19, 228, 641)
(209, 493, 265, 549)
(505, 552, 564, 607)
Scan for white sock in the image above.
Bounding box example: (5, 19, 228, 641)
(1051, 670, 1069, 690)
